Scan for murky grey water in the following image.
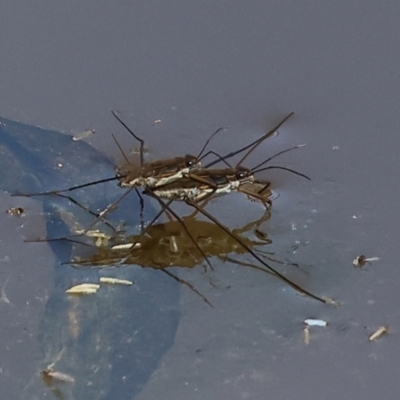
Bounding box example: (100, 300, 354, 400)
(1, 1, 400, 399)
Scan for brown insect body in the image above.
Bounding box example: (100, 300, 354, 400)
(117, 154, 201, 188)
(146, 167, 256, 202)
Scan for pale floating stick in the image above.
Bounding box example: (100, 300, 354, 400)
(369, 326, 389, 341)
(66, 283, 100, 295)
(303, 327, 311, 345)
(100, 277, 133, 286)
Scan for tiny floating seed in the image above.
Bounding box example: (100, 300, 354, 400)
(369, 326, 388, 341)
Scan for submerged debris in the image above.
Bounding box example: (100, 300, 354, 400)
(369, 326, 388, 341)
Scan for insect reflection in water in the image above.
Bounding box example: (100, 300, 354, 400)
(70, 180, 320, 307)
(70, 207, 281, 307)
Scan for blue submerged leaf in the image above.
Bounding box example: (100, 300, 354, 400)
(0, 116, 179, 400)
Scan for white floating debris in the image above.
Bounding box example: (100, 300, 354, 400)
(66, 283, 100, 295)
(72, 129, 96, 141)
(353, 255, 379, 268)
(100, 277, 133, 286)
(369, 326, 388, 341)
(304, 319, 328, 327)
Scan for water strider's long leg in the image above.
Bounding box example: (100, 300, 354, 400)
(138, 181, 322, 301)
(150, 196, 214, 271)
(112, 110, 145, 166)
(53, 193, 118, 232)
(205, 112, 294, 168)
(117, 196, 214, 271)
(134, 187, 145, 231)
(185, 200, 327, 304)
(161, 269, 213, 308)
(13, 176, 122, 198)
(27, 187, 136, 245)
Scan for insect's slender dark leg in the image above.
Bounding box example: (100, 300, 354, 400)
(220, 255, 275, 276)
(199, 150, 232, 167)
(116, 199, 175, 257)
(82, 187, 135, 233)
(26, 236, 95, 246)
(134, 188, 145, 231)
(111, 133, 131, 164)
(111, 111, 145, 166)
(252, 166, 311, 181)
(52, 193, 118, 232)
(205, 112, 294, 168)
(147, 194, 214, 271)
(12, 176, 123, 198)
(27, 188, 135, 245)
(250, 145, 305, 171)
(160, 268, 213, 308)
(115, 191, 215, 271)
(197, 127, 227, 158)
(186, 200, 327, 304)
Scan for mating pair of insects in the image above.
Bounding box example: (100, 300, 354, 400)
(17, 111, 328, 305)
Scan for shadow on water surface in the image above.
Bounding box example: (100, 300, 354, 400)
(0, 116, 180, 399)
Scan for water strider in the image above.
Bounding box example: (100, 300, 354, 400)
(9, 111, 321, 303)
(104, 160, 324, 305)
(20, 111, 297, 258)
(62, 112, 315, 299)
(13, 111, 295, 227)
(12, 111, 226, 228)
